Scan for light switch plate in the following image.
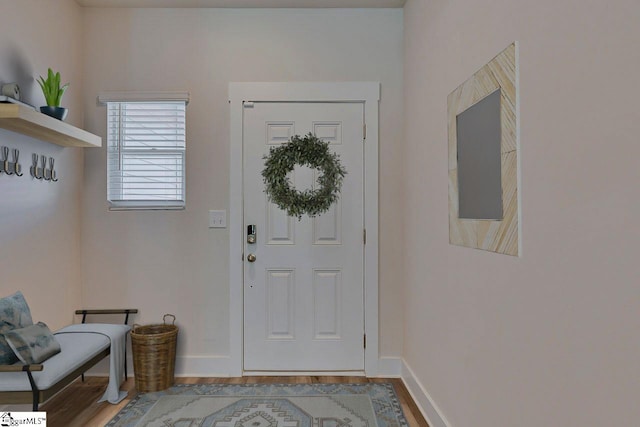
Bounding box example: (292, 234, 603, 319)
(209, 210, 226, 228)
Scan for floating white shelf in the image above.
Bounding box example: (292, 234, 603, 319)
(0, 104, 101, 148)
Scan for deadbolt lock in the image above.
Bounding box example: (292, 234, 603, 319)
(247, 225, 256, 244)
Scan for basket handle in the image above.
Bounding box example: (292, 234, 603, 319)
(163, 314, 176, 325)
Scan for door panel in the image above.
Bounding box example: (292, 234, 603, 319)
(313, 269, 342, 339)
(243, 102, 364, 371)
(265, 269, 295, 339)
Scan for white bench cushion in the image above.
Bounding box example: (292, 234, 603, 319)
(0, 331, 109, 391)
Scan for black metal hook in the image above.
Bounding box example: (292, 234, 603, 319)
(13, 149, 23, 176)
(2, 147, 12, 175)
(49, 157, 58, 182)
(30, 153, 40, 179)
(41, 155, 51, 181)
(30, 153, 37, 178)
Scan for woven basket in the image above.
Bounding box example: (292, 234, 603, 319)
(131, 314, 178, 392)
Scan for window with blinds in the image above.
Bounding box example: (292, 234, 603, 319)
(107, 101, 186, 209)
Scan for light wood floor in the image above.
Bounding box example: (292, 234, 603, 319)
(37, 376, 429, 426)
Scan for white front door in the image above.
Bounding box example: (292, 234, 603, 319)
(243, 102, 365, 371)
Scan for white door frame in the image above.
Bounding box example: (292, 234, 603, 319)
(229, 82, 380, 376)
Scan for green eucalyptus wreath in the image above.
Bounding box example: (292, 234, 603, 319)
(262, 133, 347, 219)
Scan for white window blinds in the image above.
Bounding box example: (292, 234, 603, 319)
(107, 101, 186, 209)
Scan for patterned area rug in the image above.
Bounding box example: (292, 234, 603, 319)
(106, 383, 408, 427)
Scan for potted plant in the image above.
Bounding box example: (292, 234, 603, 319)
(37, 68, 69, 121)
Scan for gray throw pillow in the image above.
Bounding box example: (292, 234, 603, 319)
(5, 322, 61, 364)
(0, 291, 34, 364)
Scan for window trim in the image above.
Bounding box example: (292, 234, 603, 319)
(101, 92, 190, 211)
(98, 91, 190, 105)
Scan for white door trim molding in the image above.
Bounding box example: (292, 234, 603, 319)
(229, 82, 380, 376)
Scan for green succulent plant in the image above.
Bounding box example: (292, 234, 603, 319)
(37, 68, 69, 107)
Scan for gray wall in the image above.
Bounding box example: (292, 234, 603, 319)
(0, 0, 85, 330)
(403, 0, 640, 425)
(81, 8, 404, 374)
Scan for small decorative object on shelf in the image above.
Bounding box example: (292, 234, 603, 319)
(37, 68, 69, 121)
(262, 133, 347, 220)
(1, 83, 21, 101)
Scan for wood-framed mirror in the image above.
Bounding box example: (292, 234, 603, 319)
(448, 42, 520, 256)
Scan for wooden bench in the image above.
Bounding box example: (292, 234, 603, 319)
(0, 309, 137, 411)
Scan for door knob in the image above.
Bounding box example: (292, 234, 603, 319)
(247, 253, 257, 262)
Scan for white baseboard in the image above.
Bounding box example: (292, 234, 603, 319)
(401, 359, 451, 427)
(244, 370, 365, 376)
(174, 356, 231, 377)
(84, 355, 232, 377)
(376, 356, 402, 377)
(83, 357, 111, 376)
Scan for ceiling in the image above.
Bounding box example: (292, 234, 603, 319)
(76, 0, 405, 7)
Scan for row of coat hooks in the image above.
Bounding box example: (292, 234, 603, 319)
(31, 153, 58, 181)
(0, 146, 58, 182)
